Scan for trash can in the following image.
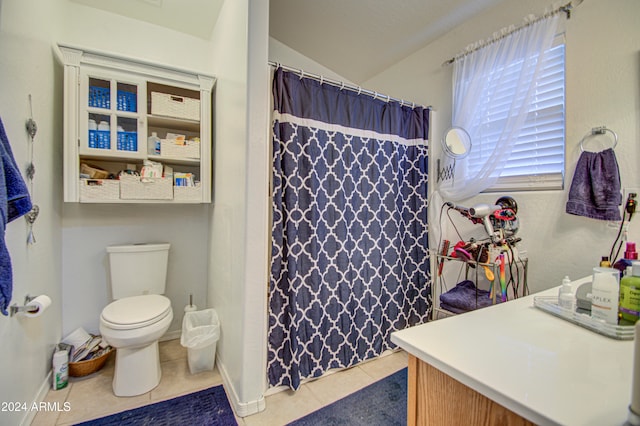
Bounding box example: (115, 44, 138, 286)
(180, 308, 220, 374)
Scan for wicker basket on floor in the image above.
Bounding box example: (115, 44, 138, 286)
(69, 348, 114, 377)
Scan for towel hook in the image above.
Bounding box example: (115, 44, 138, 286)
(580, 126, 618, 152)
(25, 94, 39, 245)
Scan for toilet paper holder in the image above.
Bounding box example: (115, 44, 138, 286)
(10, 295, 40, 317)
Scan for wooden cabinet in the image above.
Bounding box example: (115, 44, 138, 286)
(406, 355, 535, 426)
(57, 44, 215, 203)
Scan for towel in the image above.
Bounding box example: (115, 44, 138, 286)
(439, 280, 494, 313)
(566, 148, 621, 221)
(0, 117, 33, 315)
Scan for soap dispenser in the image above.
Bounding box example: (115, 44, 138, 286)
(558, 276, 574, 311)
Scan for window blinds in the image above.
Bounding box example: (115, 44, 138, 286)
(466, 39, 565, 191)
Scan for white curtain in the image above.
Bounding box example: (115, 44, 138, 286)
(439, 14, 561, 201)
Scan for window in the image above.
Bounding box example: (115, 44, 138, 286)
(466, 36, 565, 192)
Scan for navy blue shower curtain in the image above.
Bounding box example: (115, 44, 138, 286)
(268, 68, 431, 390)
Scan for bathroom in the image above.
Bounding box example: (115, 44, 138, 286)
(0, 0, 638, 424)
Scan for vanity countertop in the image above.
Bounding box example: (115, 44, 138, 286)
(391, 276, 634, 425)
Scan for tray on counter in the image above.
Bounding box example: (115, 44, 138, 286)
(533, 296, 635, 340)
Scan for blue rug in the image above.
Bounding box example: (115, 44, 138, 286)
(75, 385, 237, 426)
(288, 368, 407, 425)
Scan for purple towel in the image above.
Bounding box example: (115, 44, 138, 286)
(0, 117, 33, 316)
(566, 148, 621, 221)
(439, 280, 494, 312)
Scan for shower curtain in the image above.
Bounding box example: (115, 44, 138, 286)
(268, 68, 431, 390)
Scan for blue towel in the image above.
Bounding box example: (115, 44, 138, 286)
(566, 148, 621, 221)
(0, 117, 33, 316)
(439, 280, 494, 312)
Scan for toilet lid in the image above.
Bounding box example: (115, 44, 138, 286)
(101, 295, 171, 329)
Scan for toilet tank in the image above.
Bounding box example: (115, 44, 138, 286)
(107, 243, 170, 299)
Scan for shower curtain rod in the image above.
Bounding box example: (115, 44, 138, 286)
(442, 0, 583, 66)
(268, 61, 431, 110)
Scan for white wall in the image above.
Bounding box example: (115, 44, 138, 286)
(364, 0, 640, 293)
(0, 0, 64, 424)
(208, 0, 270, 417)
(0, 0, 272, 420)
(269, 38, 354, 83)
(57, 1, 214, 337)
(6, 0, 636, 423)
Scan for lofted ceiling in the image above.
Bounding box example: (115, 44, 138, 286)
(71, 0, 509, 84)
(70, 0, 224, 40)
(269, 0, 509, 83)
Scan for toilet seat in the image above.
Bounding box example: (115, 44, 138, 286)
(101, 294, 171, 330)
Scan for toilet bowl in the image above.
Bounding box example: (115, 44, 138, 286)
(100, 294, 173, 396)
(101, 242, 172, 397)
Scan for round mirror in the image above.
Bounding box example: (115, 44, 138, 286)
(442, 127, 471, 159)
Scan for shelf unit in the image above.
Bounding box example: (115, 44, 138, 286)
(57, 44, 216, 203)
(433, 254, 528, 319)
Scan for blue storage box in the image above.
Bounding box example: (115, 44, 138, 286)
(89, 86, 110, 109)
(117, 91, 137, 112)
(117, 132, 138, 152)
(88, 130, 111, 149)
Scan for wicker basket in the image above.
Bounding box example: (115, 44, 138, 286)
(119, 175, 173, 200)
(151, 92, 200, 121)
(69, 348, 114, 377)
(160, 139, 200, 159)
(79, 179, 120, 202)
(174, 183, 202, 202)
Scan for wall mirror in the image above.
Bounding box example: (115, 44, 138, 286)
(442, 127, 472, 159)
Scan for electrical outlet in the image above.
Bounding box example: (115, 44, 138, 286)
(607, 188, 638, 228)
(624, 187, 639, 217)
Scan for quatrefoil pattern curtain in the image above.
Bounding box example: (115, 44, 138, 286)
(268, 68, 431, 390)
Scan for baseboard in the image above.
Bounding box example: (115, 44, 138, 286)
(216, 358, 265, 418)
(20, 371, 53, 426)
(160, 329, 182, 342)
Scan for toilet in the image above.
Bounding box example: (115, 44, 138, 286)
(99, 243, 173, 397)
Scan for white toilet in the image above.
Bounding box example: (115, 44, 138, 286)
(99, 243, 173, 397)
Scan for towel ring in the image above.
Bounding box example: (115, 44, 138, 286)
(580, 126, 618, 152)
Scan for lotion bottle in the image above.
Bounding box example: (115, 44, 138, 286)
(52, 349, 68, 390)
(558, 275, 574, 311)
(591, 267, 620, 325)
(620, 261, 640, 324)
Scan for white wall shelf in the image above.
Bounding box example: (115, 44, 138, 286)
(57, 44, 215, 203)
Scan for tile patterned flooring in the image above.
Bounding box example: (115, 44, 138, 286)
(32, 339, 408, 425)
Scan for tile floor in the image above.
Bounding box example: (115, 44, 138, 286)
(32, 339, 408, 426)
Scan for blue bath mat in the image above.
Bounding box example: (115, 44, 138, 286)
(288, 368, 407, 425)
(75, 385, 237, 426)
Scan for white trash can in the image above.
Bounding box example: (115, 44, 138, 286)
(180, 308, 220, 374)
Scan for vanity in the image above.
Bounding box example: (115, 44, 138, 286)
(391, 276, 634, 425)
